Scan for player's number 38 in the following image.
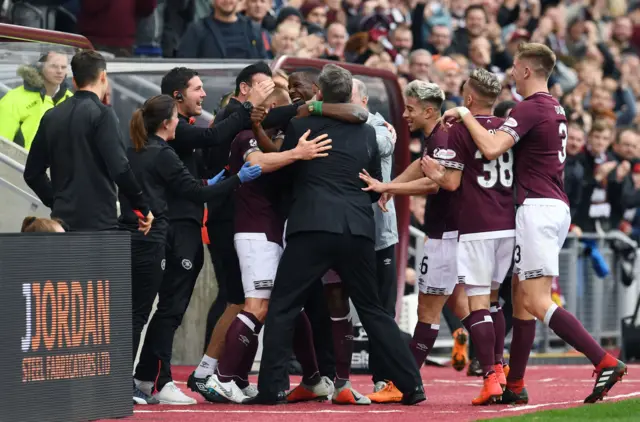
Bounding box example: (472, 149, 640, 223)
(476, 130, 513, 189)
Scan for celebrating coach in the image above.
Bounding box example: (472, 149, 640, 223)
(247, 64, 425, 406)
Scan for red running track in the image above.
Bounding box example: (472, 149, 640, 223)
(103, 364, 640, 422)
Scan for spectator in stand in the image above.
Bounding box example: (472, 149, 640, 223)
(326, 22, 347, 60)
(78, 0, 157, 57)
(427, 25, 455, 57)
(565, 122, 587, 227)
(269, 22, 300, 58)
(390, 23, 413, 59)
(177, 0, 267, 58)
(0, 51, 72, 151)
(407, 49, 432, 81)
(243, 0, 274, 52)
(300, 0, 328, 28)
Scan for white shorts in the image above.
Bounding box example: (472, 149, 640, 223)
(417, 236, 458, 296)
(234, 233, 283, 299)
(457, 237, 515, 296)
(514, 199, 571, 281)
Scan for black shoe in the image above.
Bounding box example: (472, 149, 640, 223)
(187, 371, 229, 403)
(584, 360, 627, 404)
(133, 386, 159, 405)
(499, 387, 529, 405)
(401, 384, 427, 406)
(467, 358, 483, 377)
(242, 390, 287, 405)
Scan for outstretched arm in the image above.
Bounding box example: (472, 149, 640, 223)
(298, 102, 369, 123)
(359, 169, 439, 195)
(246, 130, 331, 173)
(443, 107, 514, 160)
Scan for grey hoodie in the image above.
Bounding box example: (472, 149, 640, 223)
(367, 112, 398, 251)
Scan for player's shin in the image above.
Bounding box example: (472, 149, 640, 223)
(411, 294, 446, 368)
(216, 309, 263, 386)
(490, 287, 506, 365)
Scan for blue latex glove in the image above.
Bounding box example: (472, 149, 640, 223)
(207, 170, 226, 186)
(238, 162, 262, 183)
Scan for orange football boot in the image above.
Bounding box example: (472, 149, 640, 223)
(471, 372, 503, 405)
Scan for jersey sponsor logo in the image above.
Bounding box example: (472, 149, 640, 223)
(433, 148, 457, 160)
(249, 138, 258, 147)
(181, 259, 193, 270)
(503, 117, 518, 128)
(383, 258, 392, 266)
(161, 259, 166, 271)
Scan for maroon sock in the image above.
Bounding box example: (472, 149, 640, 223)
(547, 305, 605, 366)
(506, 318, 536, 384)
(490, 302, 506, 364)
(235, 321, 263, 389)
(216, 311, 261, 386)
(467, 309, 495, 374)
(293, 311, 321, 385)
(331, 314, 353, 383)
(410, 322, 439, 368)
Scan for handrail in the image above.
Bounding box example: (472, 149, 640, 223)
(0, 150, 26, 172)
(0, 177, 42, 207)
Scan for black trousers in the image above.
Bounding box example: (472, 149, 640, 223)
(135, 220, 204, 390)
(369, 244, 397, 383)
(203, 220, 245, 349)
(302, 281, 336, 379)
(258, 232, 421, 394)
(131, 240, 166, 364)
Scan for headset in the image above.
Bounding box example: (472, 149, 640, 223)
(174, 92, 184, 101)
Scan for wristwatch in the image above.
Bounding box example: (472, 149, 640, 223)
(242, 101, 254, 112)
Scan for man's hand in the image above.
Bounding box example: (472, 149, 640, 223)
(384, 121, 397, 144)
(421, 156, 445, 181)
(570, 224, 584, 237)
(296, 103, 312, 118)
(251, 106, 268, 126)
(293, 129, 332, 160)
(207, 169, 226, 185)
(359, 169, 387, 193)
(437, 108, 463, 130)
(378, 192, 394, 212)
(246, 79, 275, 107)
(136, 211, 154, 235)
(616, 160, 631, 182)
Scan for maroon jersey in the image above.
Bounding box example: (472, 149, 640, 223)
(497, 92, 569, 206)
(229, 130, 285, 245)
(422, 123, 463, 239)
(449, 116, 516, 239)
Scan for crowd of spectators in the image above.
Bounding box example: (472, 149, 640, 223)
(2, 0, 640, 283)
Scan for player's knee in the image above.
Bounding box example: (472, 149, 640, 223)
(417, 296, 443, 324)
(244, 298, 269, 322)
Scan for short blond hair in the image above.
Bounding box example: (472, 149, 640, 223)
(515, 42, 556, 78)
(467, 68, 501, 100)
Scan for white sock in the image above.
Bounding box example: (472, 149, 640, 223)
(194, 355, 217, 378)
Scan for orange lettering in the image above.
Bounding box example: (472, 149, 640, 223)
(70, 281, 84, 347)
(56, 282, 70, 348)
(31, 283, 42, 351)
(42, 281, 57, 350)
(84, 281, 97, 345)
(96, 280, 110, 345)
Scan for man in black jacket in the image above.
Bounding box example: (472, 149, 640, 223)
(177, 0, 268, 59)
(133, 66, 273, 404)
(246, 64, 425, 406)
(24, 50, 153, 233)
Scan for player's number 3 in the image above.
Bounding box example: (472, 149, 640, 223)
(558, 122, 568, 164)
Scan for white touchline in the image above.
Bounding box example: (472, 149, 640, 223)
(135, 409, 404, 414)
(478, 391, 640, 413)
